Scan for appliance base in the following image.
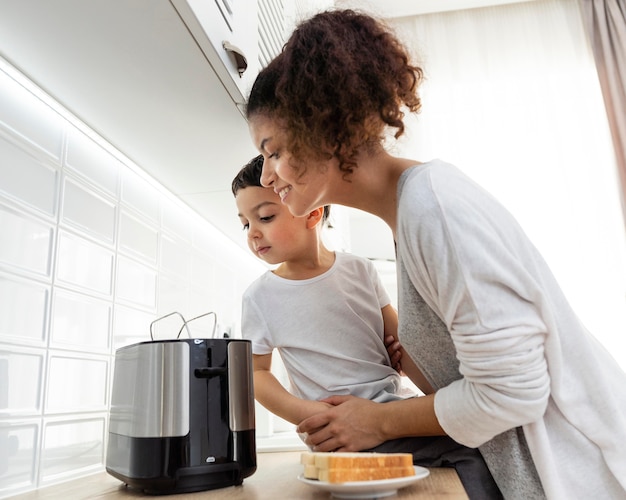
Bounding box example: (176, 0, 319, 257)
(106, 461, 247, 495)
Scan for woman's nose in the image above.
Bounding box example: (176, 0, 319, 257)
(260, 162, 274, 187)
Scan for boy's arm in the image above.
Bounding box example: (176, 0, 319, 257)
(381, 304, 434, 395)
(253, 352, 333, 425)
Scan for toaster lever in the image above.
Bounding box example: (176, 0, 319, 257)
(194, 366, 227, 378)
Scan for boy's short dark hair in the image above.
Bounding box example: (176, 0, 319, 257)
(231, 154, 264, 195)
(232, 154, 331, 223)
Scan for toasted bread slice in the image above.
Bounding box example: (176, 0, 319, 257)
(300, 452, 415, 483)
(319, 466, 415, 483)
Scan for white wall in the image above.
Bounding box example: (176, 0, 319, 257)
(0, 62, 266, 498)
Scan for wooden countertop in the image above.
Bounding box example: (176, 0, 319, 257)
(14, 451, 468, 499)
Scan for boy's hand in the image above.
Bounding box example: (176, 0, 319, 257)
(384, 335, 403, 374)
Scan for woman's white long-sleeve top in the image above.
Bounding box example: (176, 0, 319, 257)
(396, 160, 626, 499)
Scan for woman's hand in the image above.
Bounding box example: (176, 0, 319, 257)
(385, 335, 403, 374)
(297, 395, 388, 452)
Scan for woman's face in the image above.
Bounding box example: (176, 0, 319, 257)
(248, 114, 337, 218)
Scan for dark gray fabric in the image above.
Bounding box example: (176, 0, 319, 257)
(370, 435, 503, 500)
(479, 427, 545, 500)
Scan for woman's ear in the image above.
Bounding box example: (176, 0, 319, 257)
(306, 207, 324, 229)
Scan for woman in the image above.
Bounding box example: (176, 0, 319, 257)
(245, 9, 626, 499)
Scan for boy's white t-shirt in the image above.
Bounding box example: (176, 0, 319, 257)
(241, 251, 406, 403)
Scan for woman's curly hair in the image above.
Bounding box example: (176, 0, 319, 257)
(246, 9, 424, 177)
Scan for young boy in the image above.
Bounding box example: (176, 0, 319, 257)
(232, 154, 432, 427)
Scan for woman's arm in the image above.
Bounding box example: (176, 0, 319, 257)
(382, 304, 434, 395)
(297, 393, 445, 452)
(253, 352, 332, 425)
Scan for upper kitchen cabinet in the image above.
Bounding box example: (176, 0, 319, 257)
(170, 0, 338, 108)
(171, 0, 275, 107)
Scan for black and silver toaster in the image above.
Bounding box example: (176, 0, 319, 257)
(105, 337, 256, 494)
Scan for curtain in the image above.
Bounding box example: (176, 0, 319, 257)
(578, 0, 626, 222)
(389, 0, 626, 368)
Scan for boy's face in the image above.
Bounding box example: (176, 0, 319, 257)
(235, 185, 310, 265)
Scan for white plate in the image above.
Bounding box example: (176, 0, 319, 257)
(297, 466, 430, 499)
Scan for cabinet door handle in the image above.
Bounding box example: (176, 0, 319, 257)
(223, 41, 248, 77)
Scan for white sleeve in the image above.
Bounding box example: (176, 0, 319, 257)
(400, 166, 551, 447)
(241, 289, 274, 355)
(363, 257, 392, 309)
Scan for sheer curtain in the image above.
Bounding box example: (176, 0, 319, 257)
(579, 0, 626, 219)
(390, 0, 626, 368)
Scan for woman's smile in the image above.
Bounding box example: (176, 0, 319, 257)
(276, 185, 292, 201)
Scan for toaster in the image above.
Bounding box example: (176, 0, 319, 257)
(106, 337, 256, 494)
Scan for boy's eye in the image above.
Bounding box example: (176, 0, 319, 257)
(268, 151, 279, 160)
(260, 215, 275, 222)
(242, 223, 249, 231)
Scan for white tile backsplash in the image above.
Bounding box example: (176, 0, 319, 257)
(112, 304, 155, 348)
(160, 233, 190, 278)
(0, 59, 265, 498)
(189, 284, 218, 315)
(61, 177, 116, 244)
(65, 127, 120, 196)
(155, 275, 191, 331)
(0, 134, 59, 216)
(46, 355, 108, 413)
(213, 263, 238, 327)
(0, 206, 53, 277)
(160, 197, 193, 242)
(0, 421, 39, 494)
(55, 231, 113, 296)
(40, 417, 104, 483)
(115, 256, 157, 308)
(50, 290, 111, 352)
(0, 348, 44, 414)
(120, 168, 159, 223)
(0, 275, 48, 345)
(191, 249, 215, 290)
(118, 211, 158, 263)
